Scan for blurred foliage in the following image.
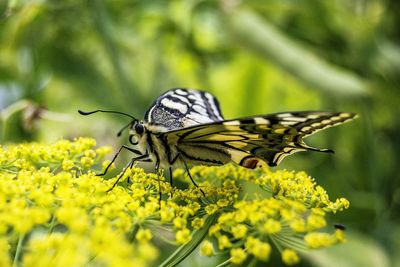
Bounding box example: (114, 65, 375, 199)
(0, 0, 399, 266)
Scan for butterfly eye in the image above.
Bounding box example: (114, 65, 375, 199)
(135, 123, 144, 135)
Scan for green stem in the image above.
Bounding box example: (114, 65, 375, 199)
(215, 258, 232, 267)
(48, 215, 57, 234)
(248, 257, 258, 267)
(13, 233, 25, 267)
(159, 214, 218, 267)
(128, 224, 140, 243)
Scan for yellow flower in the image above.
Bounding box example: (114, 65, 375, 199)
(191, 217, 205, 229)
(84, 149, 96, 158)
(0, 238, 11, 267)
(205, 204, 219, 215)
(160, 206, 175, 223)
(173, 217, 187, 229)
(200, 240, 214, 256)
(252, 241, 271, 261)
(137, 242, 159, 261)
(176, 229, 192, 244)
(304, 232, 335, 248)
(136, 229, 152, 243)
(307, 214, 326, 230)
(263, 219, 281, 234)
(246, 237, 271, 261)
(233, 209, 247, 222)
(290, 219, 307, 233)
(80, 156, 94, 168)
(56, 207, 88, 233)
(217, 199, 230, 207)
(230, 248, 247, 264)
(0, 139, 349, 266)
(281, 249, 300, 265)
(335, 229, 346, 243)
(62, 159, 74, 171)
(208, 224, 220, 236)
(217, 235, 232, 250)
(231, 224, 247, 239)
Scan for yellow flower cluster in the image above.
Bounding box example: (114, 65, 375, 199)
(0, 138, 157, 266)
(0, 138, 349, 266)
(184, 165, 350, 265)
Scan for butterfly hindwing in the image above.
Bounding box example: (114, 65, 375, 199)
(162, 111, 357, 168)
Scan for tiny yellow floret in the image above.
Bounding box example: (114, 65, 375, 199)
(217, 235, 232, 250)
(282, 249, 300, 265)
(231, 224, 247, 239)
(62, 159, 74, 171)
(136, 229, 152, 243)
(176, 229, 192, 244)
(263, 219, 281, 234)
(191, 217, 205, 229)
(230, 248, 247, 265)
(80, 156, 94, 168)
(200, 240, 214, 256)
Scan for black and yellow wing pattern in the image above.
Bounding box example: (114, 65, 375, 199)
(161, 111, 357, 168)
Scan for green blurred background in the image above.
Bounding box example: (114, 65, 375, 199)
(1, 0, 399, 266)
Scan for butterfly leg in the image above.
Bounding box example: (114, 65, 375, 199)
(126, 159, 136, 184)
(155, 161, 162, 205)
(168, 167, 174, 198)
(167, 153, 180, 198)
(106, 153, 149, 192)
(182, 158, 205, 197)
(97, 145, 142, 176)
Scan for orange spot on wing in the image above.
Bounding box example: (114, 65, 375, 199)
(242, 157, 259, 169)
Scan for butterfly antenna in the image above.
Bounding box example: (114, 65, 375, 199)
(117, 122, 132, 137)
(78, 109, 137, 120)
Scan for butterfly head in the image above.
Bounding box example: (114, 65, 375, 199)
(127, 120, 148, 145)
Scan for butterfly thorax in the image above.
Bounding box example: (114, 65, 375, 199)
(129, 121, 179, 168)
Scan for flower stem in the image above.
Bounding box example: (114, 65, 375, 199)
(215, 258, 231, 267)
(48, 215, 57, 234)
(13, 233, 25, 267)
(128, 224, 139, 243)
(159, 214, 217, 267)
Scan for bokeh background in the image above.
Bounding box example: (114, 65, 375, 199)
(1, 1, 399, 266)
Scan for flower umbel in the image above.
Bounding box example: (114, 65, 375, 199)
(0, 138, 349, 266)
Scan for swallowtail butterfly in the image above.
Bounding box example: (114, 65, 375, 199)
(79, 88, 357, 193)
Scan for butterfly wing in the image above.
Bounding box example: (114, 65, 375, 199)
(161, 111, 357, 168)
(144, 88, 224, 132)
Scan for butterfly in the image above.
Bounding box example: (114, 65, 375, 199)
(79, 88, 357, 194)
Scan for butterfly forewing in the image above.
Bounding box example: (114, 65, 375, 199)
(161, 111, 357, 168)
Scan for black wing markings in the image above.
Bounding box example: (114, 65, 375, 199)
(161, 111, 357, 167)
(144, 88, 224, 131)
